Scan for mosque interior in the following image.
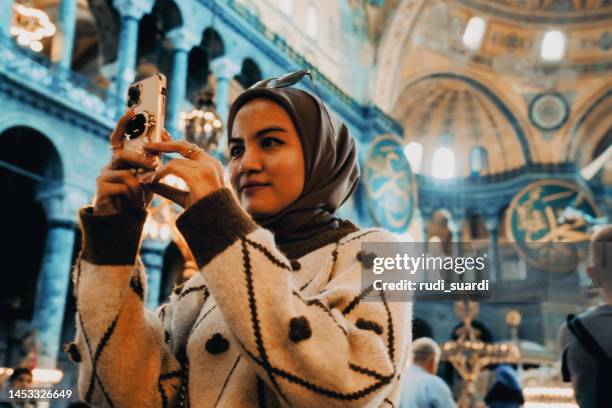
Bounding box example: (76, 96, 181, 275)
(0, 0, 611, 406)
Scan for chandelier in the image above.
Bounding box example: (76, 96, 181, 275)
(10, 3, 56, 52)
(179, 87, 223, 153)
(442, 302, 520, 407)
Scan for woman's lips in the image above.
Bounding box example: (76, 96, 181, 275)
(241, 184, 270, 194)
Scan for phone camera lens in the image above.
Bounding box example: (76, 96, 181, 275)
(127, 85, 141, 108)
(124, 114, 147, 140)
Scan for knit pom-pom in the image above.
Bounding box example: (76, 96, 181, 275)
(64, 342, 81, 363)
(356, 318, 383, 335)
(290, 260, 301, 271)
(205, 333, 230, 355)
(289, 316, 312, 343)
(356, 251, 376, 269)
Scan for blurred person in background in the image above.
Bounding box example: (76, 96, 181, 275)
(400, 337, 456, 408)
(559, 225, 612, 408)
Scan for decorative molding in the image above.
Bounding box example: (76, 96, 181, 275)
(112, 0, 154, 19)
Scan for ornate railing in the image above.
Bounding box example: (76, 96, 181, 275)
(0, 34, 114, 125)
(217, 0, 402, 133)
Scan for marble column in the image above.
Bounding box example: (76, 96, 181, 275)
(486, 218, 501, 284)
(449, 220, 464, 257)
(31, 187, 86, 368)
(0, 0, 13, 37)
(112, 0, 153, 114)
(165, 28, 198, 138)
(211, 56, 240, 154)
(51, 0, 78, 71)
(141, 239, 166, 310)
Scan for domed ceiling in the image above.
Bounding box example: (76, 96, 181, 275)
(457, 0, 612, 24)
(393, 74, 528, 177)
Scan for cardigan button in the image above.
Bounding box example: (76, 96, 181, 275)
(205, 333, 230, 355)
(290, 260, 301, 271)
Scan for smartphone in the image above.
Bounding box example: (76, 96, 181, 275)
(122, 73, 167, 156)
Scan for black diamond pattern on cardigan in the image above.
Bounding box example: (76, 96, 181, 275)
(241, 239, 291, 405)
(238, 342, 395, 401)
(129, 274, 144, 301)
(77, 312, 116, 408)
(245, 237, 292, 270)
(233, 233, 400, 402)
(349, 363, 388, 380)
(85, 313, 119, 404)
(192, 305, 217, 333)
(256, 375, 267, 408)
(291, 291, 347, 336)
(356, 318, 383, 335)
(178, 284, 207, 300)
(380, 290, 396, 364)
(213, 355, 241, 407)
(342, 284, 374, 316)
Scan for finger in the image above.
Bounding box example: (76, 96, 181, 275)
(147, 183, 188, 208)
(144, 141, 206, 160)
(151, 160, 194, 184)
(161, 129, 173, 142)
(98, 181, 130, 198)
(110, 109, 137, 147)
(111, 150, 157, 170)
(100, 169, 142, 201)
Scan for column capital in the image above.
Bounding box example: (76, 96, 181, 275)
(36, 184, 89, 225)
(484, 217, 499, 233)
(210, 56, 241, 80)
(166, 27, 199, 52)
(113, 0, 153, 19)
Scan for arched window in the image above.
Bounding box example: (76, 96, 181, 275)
(403, 141, 423, 173)
(469, 146, 489, 176)
(541, 30, 566, 62)
(432, 147, 455, 179)
(462, 16, 486, 51)
(306, 4, 318, 39)
(279, 0, 292, 16)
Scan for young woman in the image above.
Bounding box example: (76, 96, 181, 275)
(70, 76, 411, 407)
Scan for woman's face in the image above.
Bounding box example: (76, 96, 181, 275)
(228, 98, 305, 219)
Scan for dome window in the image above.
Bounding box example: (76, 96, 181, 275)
(432, 147, 455, 179)
(462, 16, 486, 51)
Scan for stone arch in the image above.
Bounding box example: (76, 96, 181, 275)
(0, 126, 63, 331)
(567, 84, 612, 166)
(186, 27, 225, 102)
(393, 72, 532, 176)
(234, 58, 263, 89)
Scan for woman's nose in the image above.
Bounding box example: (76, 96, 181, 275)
(239, 148, 263, 174)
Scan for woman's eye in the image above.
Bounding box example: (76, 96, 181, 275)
(261, 137, 283, 148)
(229, 145, 244, 157)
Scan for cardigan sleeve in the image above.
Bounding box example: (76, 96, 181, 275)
(71, 207, 182, 407)
(176, 189, 411, 408)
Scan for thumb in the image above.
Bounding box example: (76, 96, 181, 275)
(147, 182, 188, 208)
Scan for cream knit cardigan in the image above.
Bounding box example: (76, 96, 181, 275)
(70, 189, 412, 407)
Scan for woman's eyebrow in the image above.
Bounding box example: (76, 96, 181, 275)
(255, 126, 287, 138)
(229, 126, 287, 145)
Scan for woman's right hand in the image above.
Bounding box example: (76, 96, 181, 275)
(93, 111, 158, 216)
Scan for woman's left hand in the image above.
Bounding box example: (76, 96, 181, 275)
(144, 140, 226, 209)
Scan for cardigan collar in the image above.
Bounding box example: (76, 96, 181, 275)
(278, 219, 359, 260)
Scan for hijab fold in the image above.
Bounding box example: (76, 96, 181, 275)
(226, 87, 359, 252)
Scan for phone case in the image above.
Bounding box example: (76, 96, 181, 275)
(123, 73, 167, 155)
